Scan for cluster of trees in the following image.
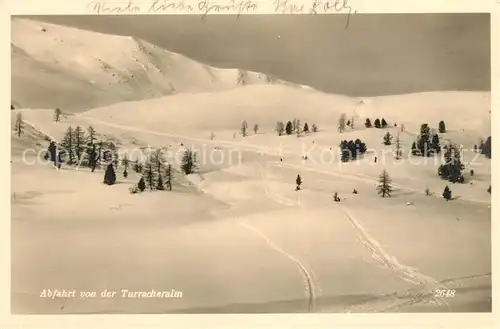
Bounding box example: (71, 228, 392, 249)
(338, 114, 356, 133)
(53, 125, 119, 172)
(339, 139, 368, 162)
(130, 149, 174, 192)
(438, 143, 465, 183)
(240, 120, 260, 137)
(365, 118, 388, 129)
(276, 119, 317, 137)
(411, 124, 441, 157)
(476, 136, 491, 159)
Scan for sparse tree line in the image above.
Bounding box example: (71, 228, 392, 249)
(40, 123, 199, 193)
(275, 119, 317, 137)
(364, 117, 389, 129)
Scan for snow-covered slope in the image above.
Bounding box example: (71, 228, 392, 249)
(11, 18, 298, 112)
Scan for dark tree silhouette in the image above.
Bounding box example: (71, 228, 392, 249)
(285, 121, 293, 135)
(438, 120, 446, 133)
(103, 163, 117, 185)
(377, 170, 393, 198)
(442, 186, 452, 201)
(365, 118, 372, 128)
(295, 174, 302, 191)
(137, 177, 146, 192)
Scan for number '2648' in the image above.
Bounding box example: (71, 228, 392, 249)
(434, 289, 456, 298)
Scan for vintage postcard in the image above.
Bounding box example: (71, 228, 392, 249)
(2, 0, 498, 328)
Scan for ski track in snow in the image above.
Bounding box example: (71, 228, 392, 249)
(238, 220, 317, 312)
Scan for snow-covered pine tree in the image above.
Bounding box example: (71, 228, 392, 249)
(438, 143, 464, 183)
(285, 121, 293, 135)
(276, 121, 285, 136)
(295, 174, 302, 191)
(137, 177, 146, 192)
(53, 108, 62, 122)
(72, 126, 86, 164)
(438, 120, 446, 133)
(103, 163, 117, 185)
(442, 185, 452, 201)
(60, 126, 75, 165)
(181, 149, 197, 175)
(418, 124, 431, 156)
(14, 113, 24, 137)
(165, 163, 173, 191)
(303, 122, 309, 133)
(394, 134, 402, 159)
(296, 119, 302, 137)
(338, 114, 347, 133)
(482, 136, 491, 159)
(241, 120, 248, 137)
(374, 118, 381, 129)
(381, 118, 388, 128)
(383, 132, 393, 145)
(376, 169, 393, 198)
(430, 134, 441, 155)
(142, 153, 157, 191)
(365, 118, 372, 128)
(153, 149, 167, 190)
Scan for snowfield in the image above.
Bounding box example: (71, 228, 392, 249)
(10, 19, 491, 314)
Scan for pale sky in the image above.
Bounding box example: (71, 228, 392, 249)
(24, 14, 490, 96)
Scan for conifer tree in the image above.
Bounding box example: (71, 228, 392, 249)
(347, 120, 351, 127)
(60, 126, 75, 165)
(53, 108, 62, 122)
(137, 177, 146, 192)
(292, 118, 299, 133)
(383, 132, 393, 145)
(87, 126, 96, 147)
(103, 163, 117, 185)
(430, 134, 441, 155)
(276, 121, 285, 136)
(374, 118, 381, 128)
(45, 141, 57, 166)
(377, 169, 393, 198)
(241, 120, 248, 137)
(153, 149, 167, 190)
(295, 174, 302, 191)
(165, 163, 173, 191)
(285, 121, 293, 135)
(303, 122, 309, 133)
(418, 124, 431, 156)
(73, 126, 86, 163)
(381, 118, 388, 128)
(122, 154, 130, 178)
(394, 134, 402, 159)
(438, 143, 464, 183)
(411, 141, 418, 155)
(482, 136, 491, 159)
(142, 153, 157, 191)
(311, 124, 318, 133)
(253, 123, 259, 134)
(14, 112, 24, 137)
(338, 114, 347, 133)
(442, 185, 452, 201)
(438, 120, 446, 133)
(181, 149, 197, 175)
(365, 118, 372, 128)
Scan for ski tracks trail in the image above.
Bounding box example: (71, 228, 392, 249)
(335, 205, 451, 312)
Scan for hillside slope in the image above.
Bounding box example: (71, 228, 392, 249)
(11, 18, 297, 112)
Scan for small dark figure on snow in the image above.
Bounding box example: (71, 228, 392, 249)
(280, 157, 283, 162)
(374, 156, 378, 163)
(180, 143, 184, 146)
(470, 169, 475, 177)
(353, 189, 358, 194)
(333, 192, 341, 202)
